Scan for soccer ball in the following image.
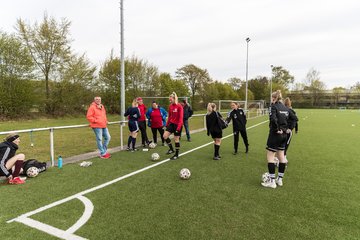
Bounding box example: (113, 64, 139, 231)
(148, 142, 156, 149)
(26, 167, 39, 178)
(261, 172, 270, 183)
(151, 153, 160, 161)
(179, 168, 191, 180)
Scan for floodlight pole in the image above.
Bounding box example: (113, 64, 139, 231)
(245, 37, 250, 111)
(270, 65, 273, 107)
(120, 0, 125, 122)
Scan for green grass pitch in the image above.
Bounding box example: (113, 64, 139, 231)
(1, 109, 360, 239)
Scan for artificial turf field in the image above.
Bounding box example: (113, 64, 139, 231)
(1, 109, 359, 240)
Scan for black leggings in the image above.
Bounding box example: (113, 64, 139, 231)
(138, 121, 149, 145)
(151, 127, 165, 144)
(234, 130, 248, 152)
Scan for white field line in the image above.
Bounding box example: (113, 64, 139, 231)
(15, 217, 87, 240)
(66, 196, 94, 234)
(8, 119, 268, 224)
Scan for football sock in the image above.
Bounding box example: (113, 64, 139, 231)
(278, 163, 286, 178)
(166, 138, 173, 151)
(127, 136, 132, 148)
(214, 144, 220, 157)
(13, 160, 24, 177)
(268, 163, 276, 180)
(132, 137, 136, 149)
(234, 132, 239, 152)
(175, 142, 180, 156)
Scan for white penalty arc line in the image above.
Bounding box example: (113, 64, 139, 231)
(7, 119, 268, 224)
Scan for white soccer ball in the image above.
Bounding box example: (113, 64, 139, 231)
(26, 167, 39, 178)
(148, 142, 156, 149)
(151, 153, 160, 161)
(261, 172, 270, 183)
(179, 168, 191, 180)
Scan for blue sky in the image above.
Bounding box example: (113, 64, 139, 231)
(1, 0, 359, 89)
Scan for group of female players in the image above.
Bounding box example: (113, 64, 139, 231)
(125, 89, 298, 189)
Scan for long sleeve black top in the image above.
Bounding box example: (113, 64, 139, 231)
(226, 108, 247, 131)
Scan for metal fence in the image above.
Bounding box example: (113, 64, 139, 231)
(0, 109, 267, 167)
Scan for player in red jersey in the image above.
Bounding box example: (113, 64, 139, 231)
(163, 92, 184, 160)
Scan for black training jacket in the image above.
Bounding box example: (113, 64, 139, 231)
(287, 107, 299, 131)
(0, 141, 18, 177)
(206, 111, 222, 135)
(226, 108, 247, 131)
(269, 102, 297, 133)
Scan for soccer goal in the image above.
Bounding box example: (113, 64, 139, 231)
(217, 100, 266, 113)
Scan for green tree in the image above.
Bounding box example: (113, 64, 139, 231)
(0, 32, 35, 117)
(227, 77, 242, 90)
(16, 13, 72, 113)
(176, 64, 211, 101)
(304, 68, 326, 107)
(271, 65, 294, 90)
(248, 76, 269, 100)
(332, 87, 346, 107)
(52, 54, 97, 114)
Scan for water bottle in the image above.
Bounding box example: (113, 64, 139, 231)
(58, 155, 63, 169)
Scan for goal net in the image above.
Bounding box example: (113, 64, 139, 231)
(217, 100, 266, 117)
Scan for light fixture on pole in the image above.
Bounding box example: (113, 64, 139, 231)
(245, 37, 250, 111)
(270, 64, 273, 107)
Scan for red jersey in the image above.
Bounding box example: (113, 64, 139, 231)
(138, 104, 147, 121)
(149, 108, 163, 128)
(167, 103, 183, 131)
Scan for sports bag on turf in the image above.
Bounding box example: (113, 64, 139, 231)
(22, 159, 47, 173)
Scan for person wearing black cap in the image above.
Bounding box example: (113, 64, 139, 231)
(0, 133, 26, 184)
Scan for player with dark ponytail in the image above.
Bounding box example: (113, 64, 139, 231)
(163, 92, 184, 160)
(261, 90, 297, 188)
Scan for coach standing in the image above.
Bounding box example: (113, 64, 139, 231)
(86, 96, 111, 159)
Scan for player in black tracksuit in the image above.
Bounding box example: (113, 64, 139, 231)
(226, 102, 249, 154)
(261, 90, 297, 189)
(284, 97, 298, 162)
(124, 100, 141, 152)
(206, 103, 223, 160)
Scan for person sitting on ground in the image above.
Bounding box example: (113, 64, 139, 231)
(0, 133, 26, 184)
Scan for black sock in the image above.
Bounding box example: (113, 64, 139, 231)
(268, 162, 276, 180)
(166, 138, 173, 151)
(278, 163, 286, 178)
(132, 137, 136, 149)
(175, 142, 180, 156)
(214, 144, 220, 157)
(127, 136, 132, 148)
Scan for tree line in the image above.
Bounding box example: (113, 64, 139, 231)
(1, 14, 358, 118)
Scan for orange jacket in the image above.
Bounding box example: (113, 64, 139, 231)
(86, 102, 108, 128)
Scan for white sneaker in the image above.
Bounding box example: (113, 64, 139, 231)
(275, 177, 283, 187)
(261, 179, 277, 189)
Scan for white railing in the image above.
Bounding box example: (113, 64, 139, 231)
(0, 110, 267, 167)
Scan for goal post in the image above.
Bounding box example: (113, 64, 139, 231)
(216, 99, 266, 117)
